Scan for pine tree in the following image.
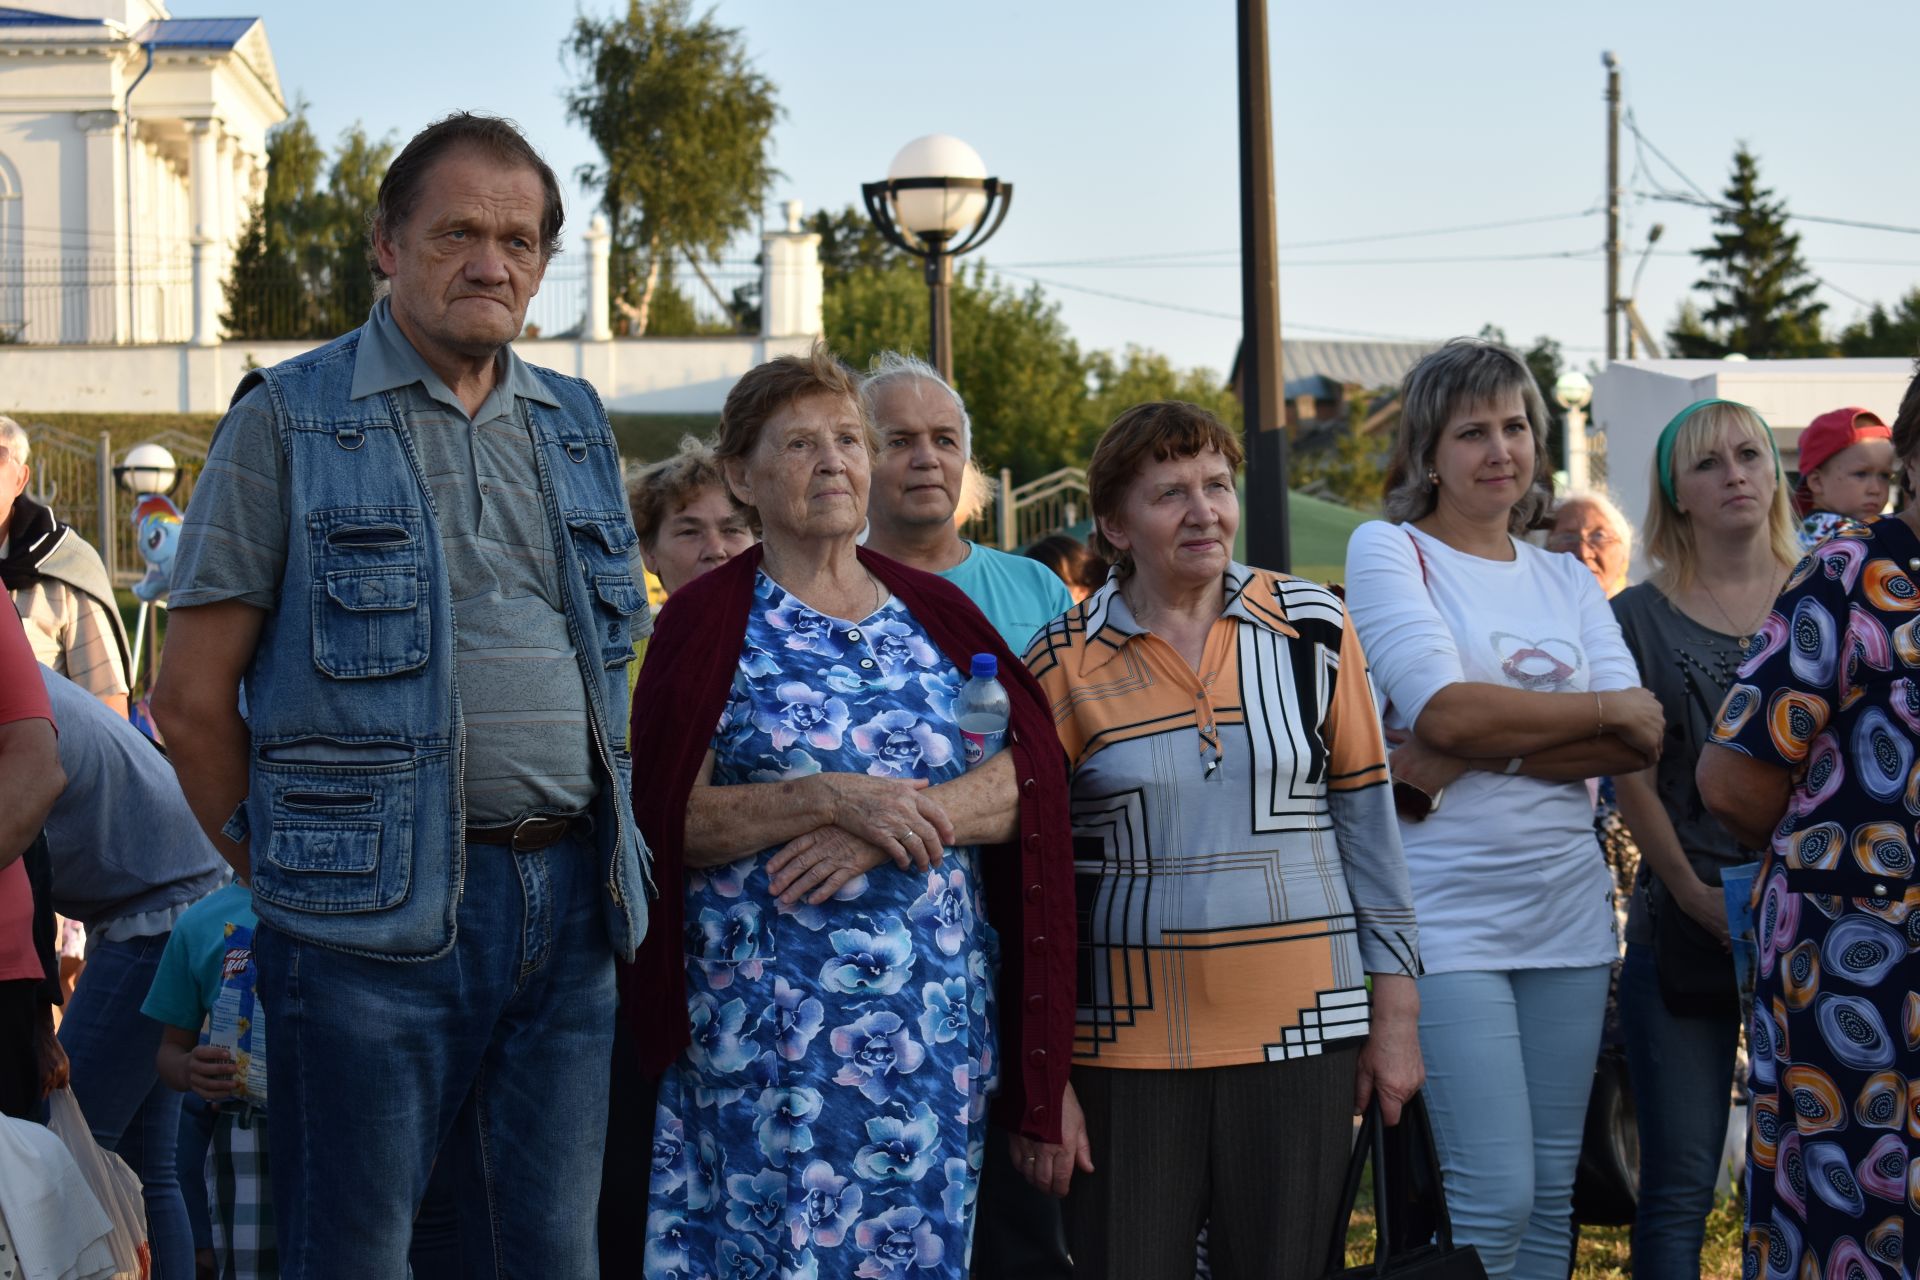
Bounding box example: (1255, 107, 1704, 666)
(222, 104, 392, 340)
(1666, 145, 1828, 358)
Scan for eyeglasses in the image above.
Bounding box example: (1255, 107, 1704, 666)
(1546, 530, 1621, 552)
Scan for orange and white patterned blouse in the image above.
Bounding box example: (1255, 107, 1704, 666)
(1023, 562, 1420, 1071)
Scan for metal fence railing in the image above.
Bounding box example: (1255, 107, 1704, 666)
(0, 255, 766, 345)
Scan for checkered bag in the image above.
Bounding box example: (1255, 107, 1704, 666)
(209, 1107, 277, 1280)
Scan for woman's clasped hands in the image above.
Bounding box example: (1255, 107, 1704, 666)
(766, 772, 956, 906)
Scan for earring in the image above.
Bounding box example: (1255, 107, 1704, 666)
(1426, 470, 1439, 487)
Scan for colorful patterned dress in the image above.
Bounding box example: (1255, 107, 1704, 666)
(643, 572, 999, 1280)
(1711, 519, 1920, 1280)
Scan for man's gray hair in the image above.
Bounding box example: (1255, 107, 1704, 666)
(1552, 489, 1634, 554)
(1382, 337, 1554, 534)
(860, 351, 971, 456)
(0, 415, 28, 465)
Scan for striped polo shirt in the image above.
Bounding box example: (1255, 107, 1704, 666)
(1024, 562, 1420, 1070)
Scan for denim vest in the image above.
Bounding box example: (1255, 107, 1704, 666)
(220, 328, 651, 961)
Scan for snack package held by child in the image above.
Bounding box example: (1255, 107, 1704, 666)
(204, 920, 267, 1109)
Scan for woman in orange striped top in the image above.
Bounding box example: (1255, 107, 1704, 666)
(1014, 401, 1423, 1280)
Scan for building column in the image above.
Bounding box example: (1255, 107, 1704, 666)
(187, 118, 219, 347)
(583, 215, 612, 342)
(76, 110, 127, 343)
(760, 200, 822, 339)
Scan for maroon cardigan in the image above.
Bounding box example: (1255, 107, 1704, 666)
(621, 544, 1077, 1143)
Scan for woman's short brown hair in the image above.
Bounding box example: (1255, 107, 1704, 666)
(714, 343, 873, 466)
(1087, 401, 1244, 570)
(627, 436, 742, 547)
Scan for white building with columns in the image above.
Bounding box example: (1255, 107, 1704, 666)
(0, 0, 285, 346)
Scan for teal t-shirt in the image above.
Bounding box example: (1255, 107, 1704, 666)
(938, 542, 1075, 658)
(141, 882, 258, 1031)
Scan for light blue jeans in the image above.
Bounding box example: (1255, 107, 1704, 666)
(1417, 966, 1611, 1280)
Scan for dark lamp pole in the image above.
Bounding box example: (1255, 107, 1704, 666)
(862, 140, 1013, 383)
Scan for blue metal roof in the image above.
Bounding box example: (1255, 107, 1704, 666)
(0, 6, 109, 25)
(132, 17, 257, 48)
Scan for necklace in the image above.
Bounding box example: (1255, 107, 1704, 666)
(1699, 573, 1781, 652)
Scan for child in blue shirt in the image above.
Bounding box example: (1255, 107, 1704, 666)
(142, 882, 274, 1280)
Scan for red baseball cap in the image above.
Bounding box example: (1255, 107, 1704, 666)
(1795, 406, 1891, 514)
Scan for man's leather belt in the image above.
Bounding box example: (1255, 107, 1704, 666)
(465, 814, 591, 851)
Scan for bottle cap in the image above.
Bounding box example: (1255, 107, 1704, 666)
(970, 653, 998, 680)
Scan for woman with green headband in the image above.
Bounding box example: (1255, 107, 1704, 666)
(1699, 369, 1920, 1280)
(1608, 398, 1798, 1279)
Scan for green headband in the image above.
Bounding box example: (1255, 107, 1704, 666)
(1655, 397, 1784, 506)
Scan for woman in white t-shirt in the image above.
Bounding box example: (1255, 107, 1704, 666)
(1344, 338, 1665, 1280)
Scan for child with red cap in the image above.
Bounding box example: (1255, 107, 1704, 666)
(1795, 405, 1894, 548)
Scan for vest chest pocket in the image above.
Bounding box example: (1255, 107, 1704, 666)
(565, 511, 644, 672)
(307, 509, 432, 679)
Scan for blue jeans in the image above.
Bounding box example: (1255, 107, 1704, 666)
(1418, 965, 1610, 1280)
(58, 932, 193, 1280)
(1617, 943, 1739, 1280)
(255, 832, 616, 1280)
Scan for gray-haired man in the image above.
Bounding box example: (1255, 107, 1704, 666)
(154, 114, 650, 1278)
(861, 353, 1074, 1277)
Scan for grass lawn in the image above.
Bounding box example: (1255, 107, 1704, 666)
(1342, 1184, 1745, 1280)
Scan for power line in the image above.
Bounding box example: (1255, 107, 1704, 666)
(992, 209, 1602, 270)
(1636, 191, 1920, 237)
(1000, 247, 1602, 270)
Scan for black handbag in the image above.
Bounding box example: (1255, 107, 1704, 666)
(1324, 1092, 1487, 1280)
(1646, 872, 1737, 1018)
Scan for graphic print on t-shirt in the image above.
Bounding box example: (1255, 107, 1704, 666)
(1491, 631, 1582, 690)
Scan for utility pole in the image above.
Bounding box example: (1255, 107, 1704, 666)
(1604, 51, 1621, 362)
(1237, 0, 1289, 571)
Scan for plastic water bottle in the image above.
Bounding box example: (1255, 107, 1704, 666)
(956, 654, 1010, 767)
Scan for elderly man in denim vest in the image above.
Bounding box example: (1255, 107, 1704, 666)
(153, 114, 651, 1279)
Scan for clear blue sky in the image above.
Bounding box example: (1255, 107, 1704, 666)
(242, 0, 1920, 376)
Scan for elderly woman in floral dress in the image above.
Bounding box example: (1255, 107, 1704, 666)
(621, 346, 1075, 1279)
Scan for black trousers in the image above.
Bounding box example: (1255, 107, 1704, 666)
(1062, 1049, 1358, 1280)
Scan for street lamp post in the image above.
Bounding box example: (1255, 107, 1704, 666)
(862, 135, 1013, 382)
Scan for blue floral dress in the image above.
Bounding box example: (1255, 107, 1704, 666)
(644, 572, 1000, 1280)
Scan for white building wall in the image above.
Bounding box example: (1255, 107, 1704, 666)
(0, 334, 820, 417)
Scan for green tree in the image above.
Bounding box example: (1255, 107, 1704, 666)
(565, 0, 780, 336)
(827, 259, 1092, 481)
(1838, 288, 1920, 358)
(223, 104, 392, 339)
(1666, 145, 1829, 358)
(1085, 346, 1241, 436)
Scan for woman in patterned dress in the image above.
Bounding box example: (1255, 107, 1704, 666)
(628, 348, 1075, 1280)
(1699, 370, 1920, 1280)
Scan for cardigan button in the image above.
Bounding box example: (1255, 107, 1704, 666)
(1022, 777, 1037, 794)
(1026, 992, 1044, 1012)
(1025, 884, 1042, 902)
(1028, 935, 1046, 953)
(1028, 1047, 1047, 1065)
(1029, 1104, 1049, 1123)
(1026, 832, 1040, 850)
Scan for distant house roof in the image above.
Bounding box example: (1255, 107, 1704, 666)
(1229, 338, 1438, 396)
(1283, 373, 1344, 402)
(131, 16, 258, 47)
(0, 5, 108, 25)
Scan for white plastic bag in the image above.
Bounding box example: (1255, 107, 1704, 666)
(44, 1089, 149, 1280)
(0, 1112, 118, 1280)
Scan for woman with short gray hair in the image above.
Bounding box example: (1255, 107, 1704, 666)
(1344, 337, 1665, 1280)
